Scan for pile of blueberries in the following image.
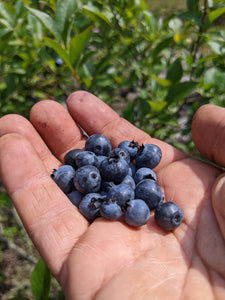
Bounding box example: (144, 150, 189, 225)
(51, 134, 184, 230)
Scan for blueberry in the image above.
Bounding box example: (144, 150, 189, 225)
(128, 162, 137, 177)
(101, 180, 115, 193)
(79, 193, 103, 222)
(107, 183, 135, 207)
(134, 167, 157, 184)
(121, 175, 136, 190)
(100, 155, 129, 183)
(124, 199, 150, 227)
(73, 165, 101, 194)
(135, 144, 162, 169)
(85, 134, 112, 156)
(67, 190, 83, 207)
(100, 198, 122, 221)
(118, 140, 139, 160)
(154, 202, 184, 230)
(51, 165, 75, 194)
(108, 148, 130, 163)
(75, 151, 99, 168)
(96, 155, 108, 165)
(64, 149, 83, 168)
(135, 179, 163, 209)
(55, 57, 64, 67)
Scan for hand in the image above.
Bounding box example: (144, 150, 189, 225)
(0, 91, 225, 300)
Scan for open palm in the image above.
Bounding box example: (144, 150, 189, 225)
(0, 91, 225, 300)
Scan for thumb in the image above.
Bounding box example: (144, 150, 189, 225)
(212, 174, 225, 241)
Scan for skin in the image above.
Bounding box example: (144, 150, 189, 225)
(0, 91, 225, 299)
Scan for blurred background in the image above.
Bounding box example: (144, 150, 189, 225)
(0, 0, 225, 299)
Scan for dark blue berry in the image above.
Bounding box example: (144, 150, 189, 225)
(96, 155, 108, 165)
(134, 167, 157, 184)
(106, 183, 134, 207)
(55, 57, 64, 67)
(101, 180, 115, 192)
(85, 134, 112, 156)
(64, 149, 83, 168)
(121, 175, 136, 190)
(100, 198, 122, 221)
(108, 148, 130, 163)
(51, 165, 75, 194)
(128, 162, 137, 177)
(124, 199, 150, 227)
(135, 179, 163, 209)
(154, 202, 184, 230)
(135, 144, 162, 169)
(67, 190, 83, 207)
(79, 193, 103, 222)
(75, 151, 99, 168)
(73, 165, 101, 194)
(118, 140, 139, 160)
(100, 155, 129, 183)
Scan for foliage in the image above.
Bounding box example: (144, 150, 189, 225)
(0, 0, 224, 297)
(0, 0, 224, 150)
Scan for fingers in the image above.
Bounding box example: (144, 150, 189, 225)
(29, 100, 87, 162)
(0, 114, 59, 172)
(66, 91, 187, 169)
(0, 133, 88, 277)
(191, 104, 225, 167)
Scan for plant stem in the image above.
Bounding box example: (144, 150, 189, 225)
(190, 0, 208, 78)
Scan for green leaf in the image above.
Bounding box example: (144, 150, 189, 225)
(0, 2, 14, 28)
(151, 74, 171, 87)
(69, 26, 92, 66)
(165, 81, 197, 104)
(83, 6, 112, 26)
(179, 11, 202, 25)
(148, 100, 167, 112)
(55, 0, 77, 37)
(207, 41, 221, 54)
(44, 37, 73, 71)
(203, 67, 225, 92)
(208, 6, 225, 23)
(27, 13, 43, 44)
(187, 0, 200, 11)
(152, 37, 173, 60)
(166, 58, 183, 84)
(26, 6, 61, 41)
(30, 259, 51, 300)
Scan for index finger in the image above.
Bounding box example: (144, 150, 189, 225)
(66, 91, 187, 170)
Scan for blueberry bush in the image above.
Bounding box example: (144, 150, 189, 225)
(0, 0, 225, 298)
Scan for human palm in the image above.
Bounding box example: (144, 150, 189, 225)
(0, 91, 225, 300)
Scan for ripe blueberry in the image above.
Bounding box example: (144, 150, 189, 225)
(108, 148, 130, 163)
(135, 144, 162, 169)
(106, 182, 135, 207)
(124, 199, 150, 227)
(67, 190, 83, 207)
(135, 179, 163, 209)
(51, 165, 75, 194)
(118, 140, 139, 160)
(64, 149, 83, 168)
(73, 165, 101, 194)
(154, 202, 184, 230)
(100, 155, 129, 183)
(79, 193, 103, 222)
(134, 167, 157, 184)
(100, 198, 122, 221)
(75, 151, 99, 168)
(85, 134, 112, 156)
